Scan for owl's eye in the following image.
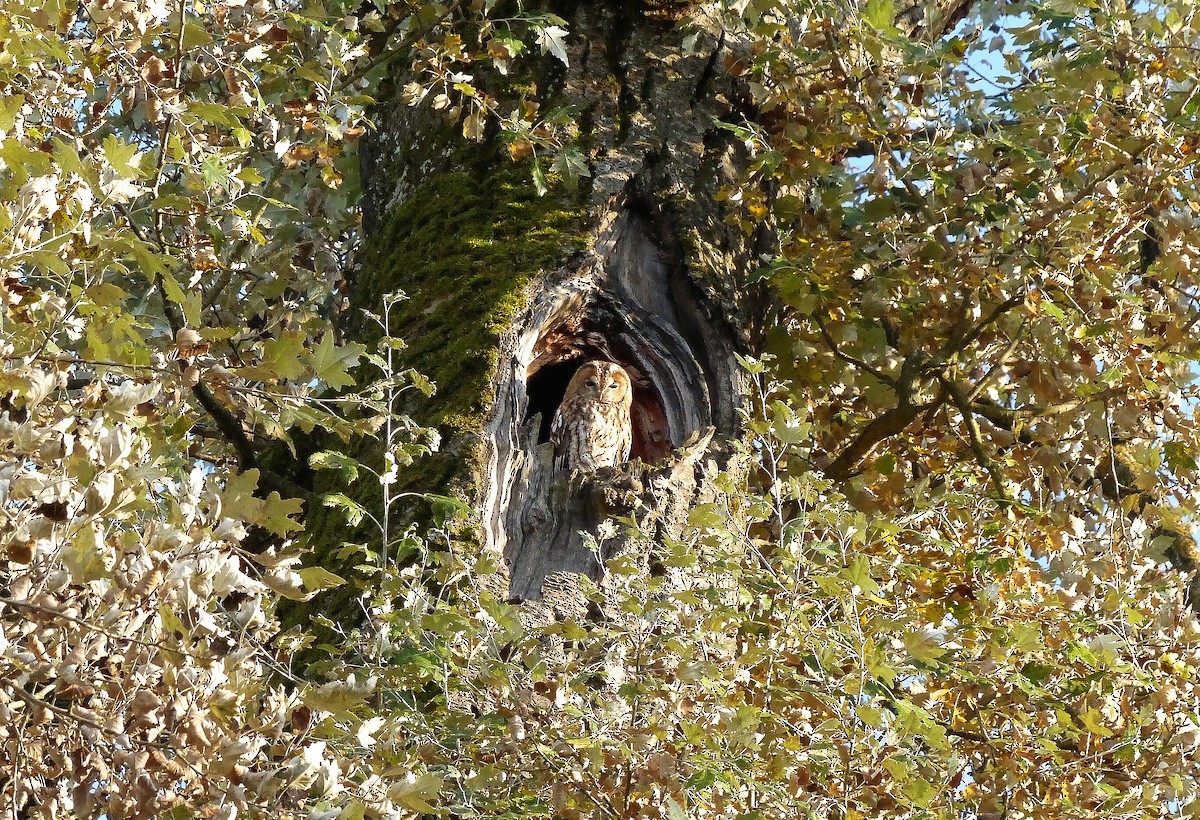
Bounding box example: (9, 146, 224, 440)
(608, 383, 617, 389)
(586, 380, 597, 387)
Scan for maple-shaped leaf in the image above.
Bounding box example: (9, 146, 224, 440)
(840, 554, 880, 595)
(306, 334, 366, 390)
(388, 772, 445, 815)
(903, 628, 948, 665)
(298, 566, 345, 594)
(101, 134, 142, 176)
(239, 330, 308, 382)
(535, 24, 569, 66)
(261, 332, 308, 380)
(260, 492, 304, 536)
(221, 468, 265, 523)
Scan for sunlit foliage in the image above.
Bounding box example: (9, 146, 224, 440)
(3, 0, 1200, 818)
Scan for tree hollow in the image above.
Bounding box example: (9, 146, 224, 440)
(482, 197, 740, 601)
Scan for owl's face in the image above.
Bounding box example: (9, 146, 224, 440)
(568, 361, 632, 408)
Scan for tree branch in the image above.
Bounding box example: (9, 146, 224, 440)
(970, 394, 1200, 604)
(948, 291, 1026, 359)
(969, 390, 1117, 427)
(944, 377, 1010, 502)
(823, 400, 931, 481)
(813, 313, 897, 387)
(115, 205, 311, 502)
(966, 321, 1026, 402)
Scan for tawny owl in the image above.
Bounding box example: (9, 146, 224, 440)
(550, 360, 633, 472)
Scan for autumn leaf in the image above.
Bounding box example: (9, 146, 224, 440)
(221, 469, 265, 523)
(535, 24, 569, 66)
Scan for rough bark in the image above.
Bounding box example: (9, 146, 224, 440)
(339, 4, 757, 609)
(297, 0, 986, 618)
(483, 205, 740, 601)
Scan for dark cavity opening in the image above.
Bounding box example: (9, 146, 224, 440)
(524, 359, 579, 444)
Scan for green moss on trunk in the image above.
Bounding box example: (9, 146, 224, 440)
(289, 154, 586, 638)
(361, 163, 585, 437)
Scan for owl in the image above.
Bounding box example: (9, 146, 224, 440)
(550, 360, 633, 472)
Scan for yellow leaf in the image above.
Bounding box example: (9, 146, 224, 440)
(260, 492, 304, 536)
(221, 469, 264, 523)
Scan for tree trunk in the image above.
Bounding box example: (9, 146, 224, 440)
(296, 1, 980, 620)
(334, 4, 754, 607)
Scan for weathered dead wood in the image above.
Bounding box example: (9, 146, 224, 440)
(511, 427, 716, 616)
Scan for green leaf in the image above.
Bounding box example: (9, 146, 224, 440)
(875, 452, 897, 475)
(1165, 440, 1197, 472)
(903, 629, 947, 664)
(550, 147, 590, 189)
(122, 237, 186, 304)
(0, 94, 25, 132)
(247, 330, 308, 382)
(298, 566, 346, 594)
(310, 451, 362, 482)
(406, 368, 436, 397)
(1020, 661, 1055, 683)
(1078, 706, 1114, 738)
(1008, 623, 1042, 652)
(188, 103, 244, 127)
(323, 492, 367, 527)
(181, 19, 214, 48)
(102, 134, 141, 176)
(841, 554, 880, 595)
(857, 704, 883, 728)
(531, 157, 549, 196)
(1041, 300, 1067, 324)
(388, 771, 444, 814)
(201, 154, 229, 189)
(306, 334, 366, 390)
(687, 503, 726, 529)
(903, 776, 936, 808)
(427, 493, 471, 525)
(894, 702, 949, 750)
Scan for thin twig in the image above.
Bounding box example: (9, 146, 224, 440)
(813, 313, 897, 387)
(944, 377, 1010, 502)
(0, 595, 208, 660)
